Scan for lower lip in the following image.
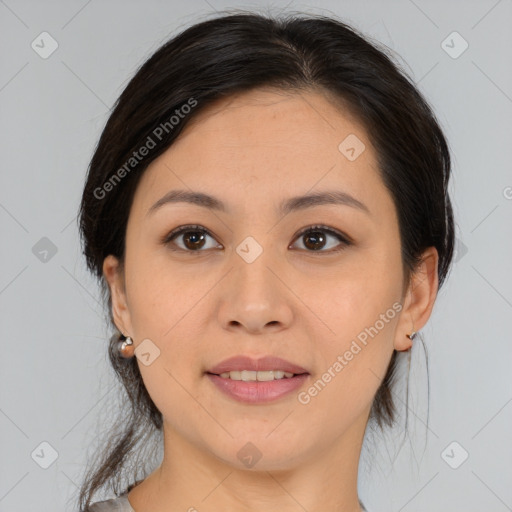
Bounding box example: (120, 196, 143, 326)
(206, 373, 309, 404)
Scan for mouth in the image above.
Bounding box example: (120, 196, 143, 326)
(204, 355, 310, 403)
(205, 370, 309, 381)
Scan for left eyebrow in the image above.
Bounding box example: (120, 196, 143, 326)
(146, 189, 371, 217)
(279, 190, 371, 216)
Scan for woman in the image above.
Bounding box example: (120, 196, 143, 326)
(77, 10, 454, 512)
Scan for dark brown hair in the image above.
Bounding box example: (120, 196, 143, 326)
(77, 10, 455, 510)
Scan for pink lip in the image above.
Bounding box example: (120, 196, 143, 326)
(206, 373, 309, 404)
(206, 355, 309, 375)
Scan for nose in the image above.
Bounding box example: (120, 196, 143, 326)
(217, 250, 294, 335)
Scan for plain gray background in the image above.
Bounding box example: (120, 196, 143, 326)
(1, 0, 511, 511)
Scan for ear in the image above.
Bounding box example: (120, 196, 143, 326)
(394, 246, 439, 351)
(102, 255, 133, 336)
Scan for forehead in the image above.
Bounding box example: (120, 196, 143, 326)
(173, 87, 369, 161)
(132, 88, 392, 221)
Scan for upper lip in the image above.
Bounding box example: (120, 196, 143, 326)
(206, 355, 309, 375)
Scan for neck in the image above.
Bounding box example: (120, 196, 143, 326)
(128, 410, 369, 512)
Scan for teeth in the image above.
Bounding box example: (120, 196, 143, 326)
(218, 370, 296, 381)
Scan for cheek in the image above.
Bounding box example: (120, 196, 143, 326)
(303, 298, 399, 430)
(123, 248, 212, 378)
(123, 244, 188, 333)
(320, 250, 403, 340)
(310, 249, 402, 408)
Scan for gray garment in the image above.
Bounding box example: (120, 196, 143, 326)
(88, 494, 135, 512)
(88, 493, 367, 511)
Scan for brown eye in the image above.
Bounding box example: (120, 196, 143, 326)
(163, 225, 221, 252)
(181, 230, 207, 250)
(291, 225, 352, 253)
(303, 230, 327, 250)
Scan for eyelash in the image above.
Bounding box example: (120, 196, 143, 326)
(161, 224, 353, 254)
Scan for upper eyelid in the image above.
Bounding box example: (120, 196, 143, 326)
(294, 225, 352, 243)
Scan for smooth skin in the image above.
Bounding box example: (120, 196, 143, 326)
(103, 87, 439, 512)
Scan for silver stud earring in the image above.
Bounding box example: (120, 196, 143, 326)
(117, 333, 134, 358)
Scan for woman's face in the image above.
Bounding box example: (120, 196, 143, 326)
(104, 88, 437, 470)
